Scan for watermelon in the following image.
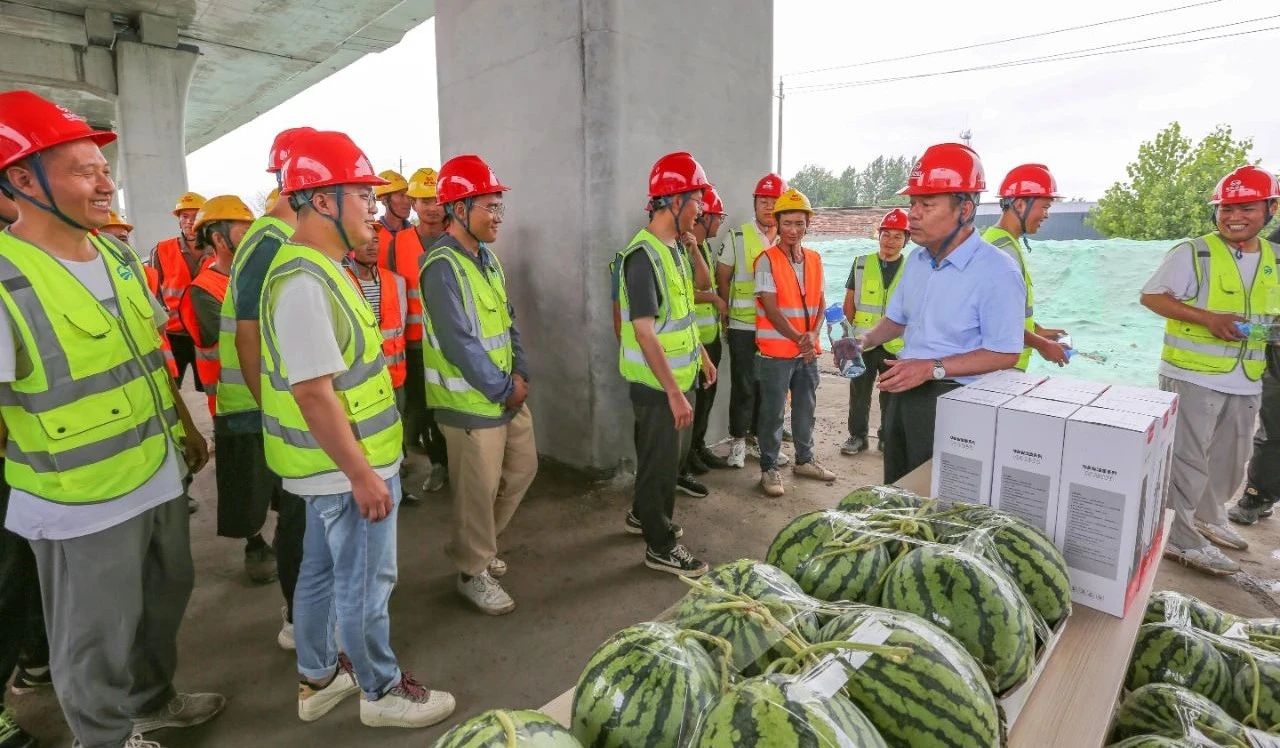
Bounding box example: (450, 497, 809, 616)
(1109, 683, 1249, 745)
(765, 511, 893, 605)
(880, 544, 1036, 694)
(670, 560, 820, 676)
(1106, 736, 1200, 747)
(1143, 591, 1239, 635)
(817, 607, 1000, 748)
(433, 709, 582, 748)
(1229, 651, 1280, 730)
(571, 622, 721, 748)
(689, 673, 887, 747)
(1126, 623, 1233, 707)
(837, 485, 928, 513)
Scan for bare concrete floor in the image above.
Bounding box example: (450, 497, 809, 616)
(10, 374, 1279, 746)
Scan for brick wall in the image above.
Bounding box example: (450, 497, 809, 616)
(809, 206, 895, 238)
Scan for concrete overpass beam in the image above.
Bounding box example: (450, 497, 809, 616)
(435, 0, 773, 473)
(114, 38, 198, 254)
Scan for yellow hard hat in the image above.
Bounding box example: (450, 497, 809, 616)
(406, 167, 438, 199)
(173, 191, 206, 215)
(193, 195, 254, 232)
(772, 187, 814, 217)
(265, 187, 280, 213)
(373, 170, 408, 198)
(103, 210, 133, 232)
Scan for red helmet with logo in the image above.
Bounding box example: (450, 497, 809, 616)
(0, 90, 116, 170)
(278, 131, 387, 194)
(436, 154, 509, 205)
(1210, 165, 1280, 206)
(649, 151, 711, 199)
(879, 208, 909, 232)
(899, 143, 986, 196)
(999, 163, 1061, 199)
(702, 186, 726, 216)
(753, 173, 786, 198)
(267, 127, 316, 173)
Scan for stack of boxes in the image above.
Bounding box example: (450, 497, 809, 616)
(930, 373, 1179, 616)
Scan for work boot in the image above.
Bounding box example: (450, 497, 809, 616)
(244, 537, 278, 585)
(1228, 485, 1275, 526)
(132, 692, 227, 734)
(456, 571, 515, 615)
(422, 465, 448, 494)
(841, 436, 868, 456)
(0, 706, 36, 748)
(677, 474, 709, 498)
(793, 460, 837, 483)
(360, 673, 455, 728)
(696, 445, 731, 470)
(727, 438, 747, 468)
(686, 449, 709, 475)
(644, 545, 708, 577)
(1163, 544, 1240, 576)
(298, 654, 359, 723)
(9, 664, 51, 695)
(760, 469, 785, 497)
(624, 511, 682, 539)
(1196, 521, 1249, 551)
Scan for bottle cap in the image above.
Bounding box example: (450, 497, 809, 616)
(824, 304, 845, 323)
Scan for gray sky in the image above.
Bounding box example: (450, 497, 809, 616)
(187, 0, 1279, 204)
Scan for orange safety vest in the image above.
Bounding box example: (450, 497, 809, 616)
(345, 264, 408, 389)
(754, 245, 825, 359)
(384, 227, 431, 343)
(177, 268, 230, 416)
(152, 236, 213, 333)
(143, 265, 179, 378)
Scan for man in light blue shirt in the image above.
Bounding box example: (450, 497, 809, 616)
(856, 143, 1025, 482)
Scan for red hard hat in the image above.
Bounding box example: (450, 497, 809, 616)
(1210, 165, 1280, 206)
(753, 173, 786, 198)
(267, 127, 317, 173)
(436, 154, 509, 204)
(649, 151, 711, 198)
(999, 163, 1061, 199)
(899, 143, 986, 196)
(702, 186, 726, 216)
(0, 90, 116, 170)
(879, 208, 909, 232)
(278, 130, 387, 195)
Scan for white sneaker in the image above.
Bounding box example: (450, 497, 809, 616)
(746, 438, 762, 462)
(298, 655, 360, 722)
(775, 450, 791, 467)
(727, 438, 746, 468)
(488, 557, 508, 578)
(360, 673, 455, 728)
(1196, 521, 1249, 551)
(76, 733, 166, 748)
(457, 571, 516, 615)
(277, 605, 295, 651)
(1164, 544, 1240, 576)
(793, 460, 836, 482)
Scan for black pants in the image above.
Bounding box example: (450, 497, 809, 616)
(275, 490, 306, 621)
(727, 329, 760, 439)
(404, 344, 448, 466)
(882, 380, 961, 484)
(0, 468, 48, 705)
(633, 393, 693, 553)
(690, 338, 722, 451)
(847, 346, 896, 442)
(1245, 363, 1280, 505)
(166, 332, 201, 392)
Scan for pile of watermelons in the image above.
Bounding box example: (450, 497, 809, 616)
(1105, 591, 1280, 746)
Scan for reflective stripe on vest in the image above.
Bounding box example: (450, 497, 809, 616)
(217, 216, 292, 416)
(755, 245, 825, 358)
(419, 245, 516, 418)
(983, 226, 1036, 370)
(1161, 234, 1278, 380)
(259, 246, 402, 480)
(152, 237, 212, 333)
(851, 251, 907, 355)
(692, 240, 720, 345)
(729, 223, 768, 326)
(385, 227, 429, 343)
(618, 230, 701, 390)
(345, 264, 408, 389)
(178, 268, 229, 416)
(0, 232, 184, 503)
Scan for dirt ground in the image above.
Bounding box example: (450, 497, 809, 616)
(10, 374, 1279, 746)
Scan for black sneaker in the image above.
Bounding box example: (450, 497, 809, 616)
(624, 511, 682, 539)
(0, 706, 36, 748)
(1229, 485, 1276, 525)
(677, 474, 709, 498)
(696, 446, 732, 470)
(645, 545, 708, 577)
(9, 664, 51, 695)
(686, 450, 709, 475)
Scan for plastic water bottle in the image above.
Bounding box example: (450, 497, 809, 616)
(1055, 333, 1108, 364)
(824, 304, 867, 378)
(1234, 321, 1280, 343)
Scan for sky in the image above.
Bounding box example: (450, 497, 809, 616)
(187, 0, 1280, 205)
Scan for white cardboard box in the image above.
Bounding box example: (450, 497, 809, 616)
(1055, 406, 1159, 617)
(931, 388, 1016, 505)
(969, 370, 1049, 397)
(1037, 376, 1112, 394)
(1091, 392, 1180, 559)
(991, 397, 1082, 537)
(1097, 385, 1179, 405)
(1029, 378, 1109, 406)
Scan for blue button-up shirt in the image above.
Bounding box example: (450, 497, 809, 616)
(885, 229, 1026, 384)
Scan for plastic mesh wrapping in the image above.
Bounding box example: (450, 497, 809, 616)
(1146, 591, 1280, 655)
(1108, 683, 1280, 748)
(688, 672, 888, 747)
(432, 708, 583, 748)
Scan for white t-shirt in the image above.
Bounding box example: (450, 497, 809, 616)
(1, 253, 185, 541)
(269, 261, 401, 496)
(1142, 241, 1262, 396)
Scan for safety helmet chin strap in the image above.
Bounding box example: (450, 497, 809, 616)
(0, 153, 91, 231)
(930, 193, 977, 268)
(1001, 197, 1038, 253)
(453, 196, 487, 251)
(289, 186, 357, 253)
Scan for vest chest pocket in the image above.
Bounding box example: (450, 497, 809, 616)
(61, 304, 113, 339)
(37, 388, 134, 441)
(340, 371, 395, 420)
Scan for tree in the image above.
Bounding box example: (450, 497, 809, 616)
(789, 155, 914, 208)
(788, 164, 841, 207)
(1089, 122, 1256, 240)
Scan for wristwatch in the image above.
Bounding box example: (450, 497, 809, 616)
(931, 359, 947, 380)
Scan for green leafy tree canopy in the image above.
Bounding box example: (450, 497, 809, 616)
(788, 155, 914, 208)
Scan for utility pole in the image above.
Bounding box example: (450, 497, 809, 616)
(776, 79, 785, 175)
(960, 129, 972, 148)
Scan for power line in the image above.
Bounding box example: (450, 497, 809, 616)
(788, 20, 1280, 95)
(781, 0, 1223, 79)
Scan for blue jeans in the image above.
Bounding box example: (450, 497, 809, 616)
(295, 475, 401, 700)
(757, 355, 819, 471)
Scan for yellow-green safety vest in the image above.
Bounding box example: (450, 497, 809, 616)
(0, 231, 184, 503)
(851, 252, 907, 355)
(692, 240, 720, 345)
(216, 215, 293, 416)
(728, 222, 768, 326)
(419, 245, 515, 418)
(259, 243, 402, 480)
(983, 225, 1036, 370)
(1161, 233, 1278, 381)
(617, 229, 701, 391)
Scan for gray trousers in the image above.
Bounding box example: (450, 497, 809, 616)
(757, 355, 819, 471)
(31, 496, 193, 748)
(1160, 376, 1259, 550)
